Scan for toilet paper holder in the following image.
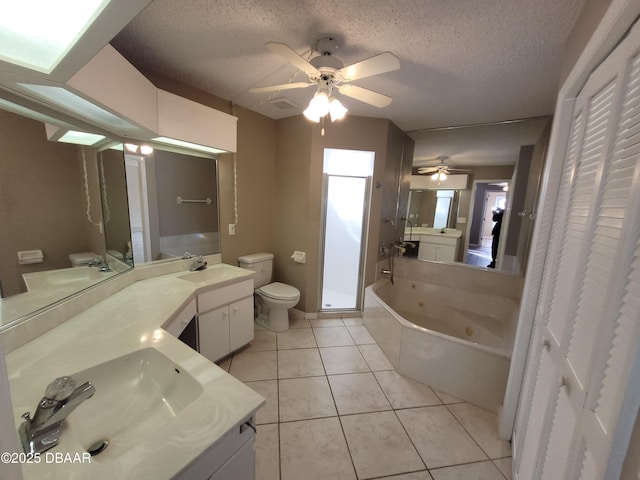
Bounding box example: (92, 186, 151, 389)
(291, 251, 306, 264)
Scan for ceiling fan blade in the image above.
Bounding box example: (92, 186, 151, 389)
(337, 52, 400, 81)
(250, 82, 315, 93)
(266, 42, 320, 77)
(337, 84, 393, 108)
(417, 167, 438, 174)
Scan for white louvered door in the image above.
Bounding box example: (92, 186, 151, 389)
(514, 19, 640, 480)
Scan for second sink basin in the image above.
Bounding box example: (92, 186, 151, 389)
(178, 263, 252, 283)
(66, 348, 203, 460)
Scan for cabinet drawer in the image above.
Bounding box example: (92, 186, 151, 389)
(198, 279, 254, 312)
(164, 299, 197, 337)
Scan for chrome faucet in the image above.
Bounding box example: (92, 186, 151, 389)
(19, 376, 95, 454)
(189, 255, 207, 271)
(87, 256, 112, 272)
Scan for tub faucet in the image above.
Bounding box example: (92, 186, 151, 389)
(19, 376, 95, 454)
(189, 255, 207, 271)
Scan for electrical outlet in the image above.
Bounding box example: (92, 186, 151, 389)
(228, 224, 236, 235)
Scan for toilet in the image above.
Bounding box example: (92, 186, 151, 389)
(238, 252, 300, 332)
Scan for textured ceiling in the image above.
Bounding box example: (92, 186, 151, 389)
(112, 0, 586, 165)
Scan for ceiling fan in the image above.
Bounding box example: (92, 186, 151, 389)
(250, 37, 400, 121)
(417, 156, 470, 179)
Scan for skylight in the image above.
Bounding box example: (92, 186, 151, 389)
(0, 0, 111, 73)
(18, 83, 136, 131)
(58, 130, 105, 146)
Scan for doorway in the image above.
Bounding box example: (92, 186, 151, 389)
(465, 180, 509, 267)
(320, 148, 374, 311)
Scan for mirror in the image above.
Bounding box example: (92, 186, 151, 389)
(406, 117, 552, 274)
(0, 108, 133, 330)
(121, 147, 220, 264)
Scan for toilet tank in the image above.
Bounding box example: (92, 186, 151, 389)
(238, 252, 274, 288)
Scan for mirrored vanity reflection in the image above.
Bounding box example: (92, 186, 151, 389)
(405, 116, 552, 275)
(0, 109, 133, 328)
(121, 146, 220, 264)
(0, 106, 223, 330)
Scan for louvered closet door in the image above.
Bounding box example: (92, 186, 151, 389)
(515, 20, 640, 480)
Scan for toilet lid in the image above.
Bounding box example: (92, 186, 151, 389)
(258, 282, 300, 300)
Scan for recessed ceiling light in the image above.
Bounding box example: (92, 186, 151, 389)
(0, 0, 111, 73)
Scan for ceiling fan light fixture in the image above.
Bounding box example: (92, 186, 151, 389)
(439, 172, 447, 181)
(328, 97, 348, 122)
(304, 91, 330, 122)
(431, 172, 439, 180)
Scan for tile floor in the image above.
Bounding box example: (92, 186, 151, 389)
(217, 315, 512, 480)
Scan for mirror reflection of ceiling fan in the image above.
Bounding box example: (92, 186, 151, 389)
(417, 156, 470, 180)
(250, 37, 400, 122)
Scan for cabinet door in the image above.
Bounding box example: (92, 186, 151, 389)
(207, 438, 255, 480)
(229, 297, 254, 352)
(418, 242, 437, 261)
(198, 307, 230, 362)
(435, 244, 456, 262)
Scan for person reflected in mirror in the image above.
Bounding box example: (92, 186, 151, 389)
(487, 207, 504, 268)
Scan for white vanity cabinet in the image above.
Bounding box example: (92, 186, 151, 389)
(197, 279, 254, 362)
(175, 414, 256, 480)
(413, 234, 460, 262)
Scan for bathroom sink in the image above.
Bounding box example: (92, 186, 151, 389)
(65, 348, 203, 460)
(178, 263, 251, 283)
(23, 266, 117, 291)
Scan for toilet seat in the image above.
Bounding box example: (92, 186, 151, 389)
(258, 282, 300, 300)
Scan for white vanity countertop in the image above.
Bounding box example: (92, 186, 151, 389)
(404, 227, 463, 238)
(5, 263, 263, 480)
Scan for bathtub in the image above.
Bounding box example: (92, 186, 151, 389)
(364, 259, 522, 412)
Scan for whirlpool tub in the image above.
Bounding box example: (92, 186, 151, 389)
(363, 258, 522, 412)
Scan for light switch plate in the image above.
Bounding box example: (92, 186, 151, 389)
(229, 224, 236, 235)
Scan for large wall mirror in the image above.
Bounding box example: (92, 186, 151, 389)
(406, 116, 552, 274)
(0, 108, 134, 330)
(122, 146, 220, 264)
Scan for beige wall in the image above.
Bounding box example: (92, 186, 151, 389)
(132, 71, 414, 314)
(0, 111, 101, 296)
(154, 150, 218, 236)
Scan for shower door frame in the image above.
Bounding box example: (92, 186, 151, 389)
(319, 172, 372, 313)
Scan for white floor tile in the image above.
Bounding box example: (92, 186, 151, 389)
(244, 329, 277, 352)
(397, 406, 487, 469)
(277, 328, 317, 349)
(244, 380, 278, 425)
(310, 318, 344, 328)
(280, 417, 356, 480)
(320, 346, 369, 375)
(433, 388, 464, 404)
(493, 457, 512, 480)
(289, 317, 311, 329)
(255, 423, 279, 480)
(328, 372, 391, 415)
(278, 348, 325, 378)
(379, 472, 433, 480)
(229, 350, 277, 381)
(430, 460, 506, 480)
(346, 324, 376, 344)
(342, 317, 364, 326)
(313, 326, 355, 347)
(448, 403, 511, 459)
(279, 376, 337, 421)
(374, 370, 441, 409)
(341, 411, 425, 479)
(358, 344, 395, 371)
